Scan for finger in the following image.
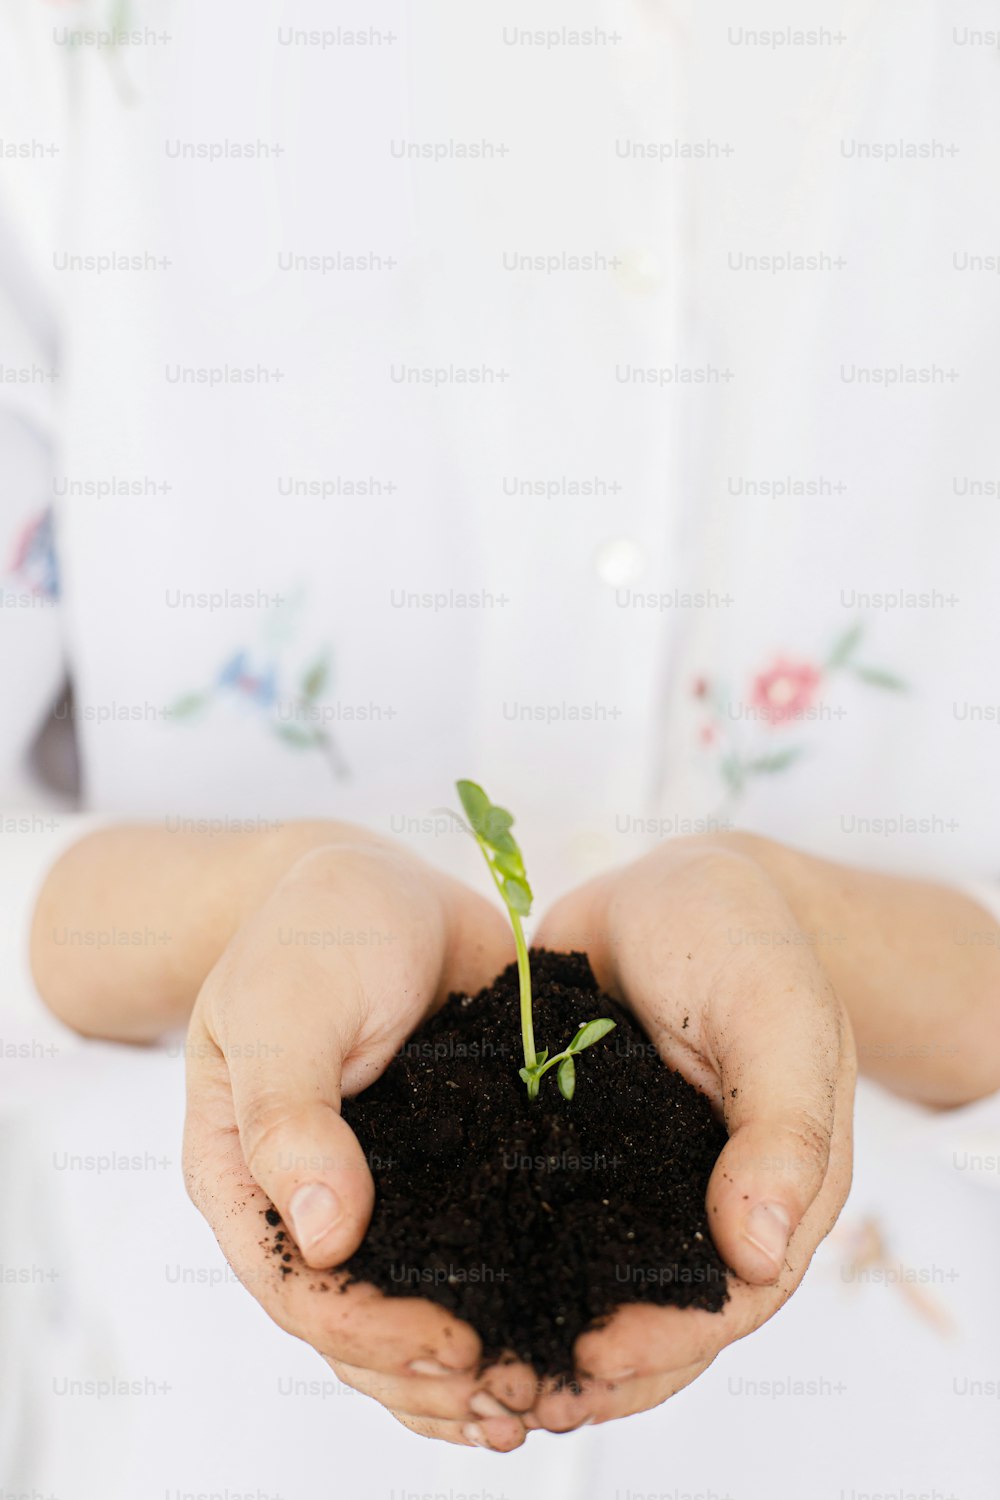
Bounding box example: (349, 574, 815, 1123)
(209, 850, 513, 1268)
(532, 876, 614, 977)
(478, 1358, 540, 1413)
(217, 973, 376, 1267)
(183, 1015, 481, 1376)
(537, 873, 842, 1281)
(574, 1291, 767, 1382)
(205, 844, 459, 1266)
(328, 1357, 536, 1422)
(328, 1359, 476, 1420)
(573, 1077, 853, 1386)
(706, 965, 849, 1284)
(529, 1360, 711, 1430)
(437, 873, 517, 997)
(389, 1409, 527, 1450)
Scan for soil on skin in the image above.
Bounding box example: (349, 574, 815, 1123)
(338, 950, 729, 1381)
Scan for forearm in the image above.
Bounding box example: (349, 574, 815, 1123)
(29, 820, 389, 1041)
(728, 833, 1000, 1105)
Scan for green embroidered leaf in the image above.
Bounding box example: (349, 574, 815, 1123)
(503, 875, 533, 916)
(747, 747, 806, 774)
(557, 1055, 576, 1100)
(721, 753, 746, 792)
(826, 622, 865, 670)
(165, 693, 207, 721)
(570, 1018, 617, 1053)
(852, 664, 908, 691)
(274, 723, 320, 749)
(456, 779, 491, 835)
(301, 655, 329, 701)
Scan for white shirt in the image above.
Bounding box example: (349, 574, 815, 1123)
(1, 2, 999, 1496)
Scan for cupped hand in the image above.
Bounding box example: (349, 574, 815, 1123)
(182, 836, 538, 1449)
(525, 833, 856, 1432)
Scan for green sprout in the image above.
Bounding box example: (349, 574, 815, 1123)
(455, 779, 616, 1101)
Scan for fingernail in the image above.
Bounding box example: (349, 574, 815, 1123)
(463, 1422, 490, 1448)
(287, 1183, 342, 1252)
(408, 1358, 463, 1377)
(744, 1201, 791, 1272)
(470, 1391, 511, 1418)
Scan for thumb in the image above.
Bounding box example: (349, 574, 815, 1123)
(705, 976, 847, 1285)
(216, 974, 375, 1269)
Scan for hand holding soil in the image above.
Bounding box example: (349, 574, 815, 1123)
(183, 810, 854, 1445)
(181, 835, 540, 1451)
(524, 834, 856, 1430)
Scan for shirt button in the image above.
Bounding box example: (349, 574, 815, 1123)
(594, 536, 644, 587)
(616, 248, 664, 295)
(567, 830, 613, 878)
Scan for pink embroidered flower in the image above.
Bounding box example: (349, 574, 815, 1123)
(751, 658, 822, 726)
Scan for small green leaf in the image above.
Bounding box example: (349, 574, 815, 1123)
(518, 1067, 532, 1085)
(852, 664, 908, 691)
(166, 692, 207, 721)
(486, 829, 518, 857)
(492, 847, 525, 880)
(557, 1055, 576, 1100)
(826, 622, 864, 670)
(535, 1049, 549, 1067)
(503, 875, 533, 916)
(274, 723, 320, 749)
(301, 654, 329, 700)
(483, 806, 514, 843)
(455, 779, 491, 834)
(570, 1018, 617, 1053)
(747, 747, 805, 774)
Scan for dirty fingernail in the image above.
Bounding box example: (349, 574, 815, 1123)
(744, 1201, 791, 1272)
(470, 1391, 511, 1418)
(408, 1358, 462, 1377)
(287, 1183, 342, 1251)
(463, 1422, 490, 1448)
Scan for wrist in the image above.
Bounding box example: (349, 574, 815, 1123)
(31, 819, 407, 1041)
(708, 832, 1000, 1105)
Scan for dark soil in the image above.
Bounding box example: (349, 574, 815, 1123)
(335, 950, 729, 1380)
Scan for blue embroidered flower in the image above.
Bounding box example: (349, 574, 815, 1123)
(216, 651, 279, 710)
(168, 641, 349, 780)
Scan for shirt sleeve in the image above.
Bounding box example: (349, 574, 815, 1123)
(0, 3, 70, 804)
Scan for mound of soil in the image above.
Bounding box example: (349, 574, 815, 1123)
(336, 949, 729, 1380)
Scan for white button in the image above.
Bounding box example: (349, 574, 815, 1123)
(616, 248, 664, 295)
(567, 830, 613, 876)
(594, 536, 644, 587)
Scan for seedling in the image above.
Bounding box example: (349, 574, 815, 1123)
(455, 779, 616, 1101)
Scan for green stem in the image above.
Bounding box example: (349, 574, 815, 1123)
(510, 909, 536, 1076)
(474, 831, 538, 1095)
